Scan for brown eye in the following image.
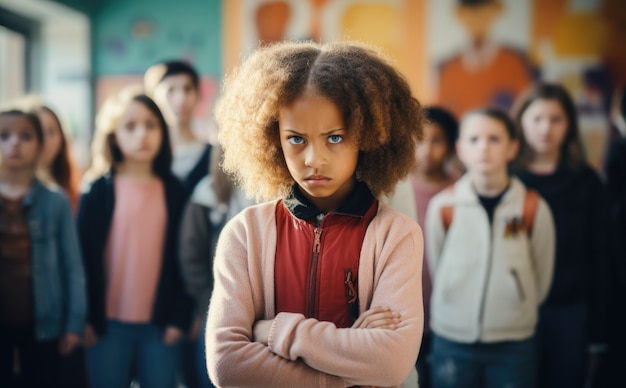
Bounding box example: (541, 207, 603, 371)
(146, 120, 158, 130)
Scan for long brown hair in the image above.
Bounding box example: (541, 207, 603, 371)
(34, 106, 81, 210)
(512, 83, 587, 171)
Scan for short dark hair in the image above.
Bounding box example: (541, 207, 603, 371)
(458, 0, 498, 6)
(423, 106, 458, 151)
(462, 107, 518, 140)
(0, 109, 44, 145)
(144, 60, 200, 95)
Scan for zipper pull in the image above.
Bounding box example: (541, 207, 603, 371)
(313, 228, 322, 253)
(344, 269, 357, 304)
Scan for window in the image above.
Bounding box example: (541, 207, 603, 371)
(0, 6, 37, 105)
(0, 24, 27, 103)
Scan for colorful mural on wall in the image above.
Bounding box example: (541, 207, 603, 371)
(224, 0, 623, 170)
(529, 0, 626, 169)
(89, 0, 623, 170)
(223, 0, 427, 100)
(94, 0, 222, 141)
(429, 0, 533, 118)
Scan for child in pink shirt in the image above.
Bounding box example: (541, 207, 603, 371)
(78, 90, 192, 388)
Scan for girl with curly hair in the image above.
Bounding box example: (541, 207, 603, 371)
(205, 41, 425, 387)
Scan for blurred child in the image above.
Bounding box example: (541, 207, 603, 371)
(33, 104, 86, 386)
(409, 106, 459, 388)
(596, 84, 626, 388)
(32, 105, 81, 212)
(426, 108, 555, 388)
(178, 144, 253, 388)
(145, 60, 215, 388)
(78, 90, 193, 388)
(144, 60, 212, 196)
(0, 110, 86, 387)
(206, 41, 425, 387)
(605, 86, 626, 243)
(513, 83, 611, 388)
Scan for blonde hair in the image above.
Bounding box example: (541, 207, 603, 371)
(216, 41, 424, 202)
(85, 85, 173, 182)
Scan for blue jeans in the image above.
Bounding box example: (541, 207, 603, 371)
(195, 321, 216, 388)
(416, 332, 432, 388)
(86, 320, 180, 388)
(0, 323, 60, 388)
(431, 334, 535, 388)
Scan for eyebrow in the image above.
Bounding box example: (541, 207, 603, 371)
(282, 128, 346, 136)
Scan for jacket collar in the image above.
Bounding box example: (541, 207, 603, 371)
(0, 179, 46, 210)
(283, 181, 375, 221)
(454, 174, 524, 204)
(17, 178, 45, 209)
(22, 178, 44, 207)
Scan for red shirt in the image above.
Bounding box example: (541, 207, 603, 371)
(274, 183, 377, 328)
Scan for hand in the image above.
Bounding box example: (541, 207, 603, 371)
(163, 326, 184, 345)
(352, 306, 401, 330)
(83, 324, 98, 347)
(188, 316, 202, 340)
(253, 319, 274, 346)
(59, 333, 81, 355)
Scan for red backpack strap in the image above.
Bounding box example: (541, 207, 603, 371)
(522, 189, 539, 236)
(440, 185, 456, 232)
(441, 206, 454, 232)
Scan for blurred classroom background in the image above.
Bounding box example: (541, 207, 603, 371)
(0, 0, 624, 171)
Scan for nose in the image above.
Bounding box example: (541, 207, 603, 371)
(135, 125, 149, 140)
(170, 90, 184, 108)
(304, 143, 326, 169)
(477, 138, 489, 153)
(6, 134, 19, 148)
(538, 119, 551, 135)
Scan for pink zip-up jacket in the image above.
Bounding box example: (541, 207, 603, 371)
(206, 199, 424, 387)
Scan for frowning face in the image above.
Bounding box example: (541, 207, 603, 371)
(279, 88, 359, 213)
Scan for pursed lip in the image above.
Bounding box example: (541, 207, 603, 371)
(305, 175, 331, 182)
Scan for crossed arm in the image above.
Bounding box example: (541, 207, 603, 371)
(205, 210, 423, 387)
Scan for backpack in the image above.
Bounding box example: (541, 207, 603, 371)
(441, 187, 539, 236)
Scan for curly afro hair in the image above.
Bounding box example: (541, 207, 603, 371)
(216, 41, 424, 202)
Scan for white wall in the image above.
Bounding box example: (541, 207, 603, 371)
(0, 0, 91, 167)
